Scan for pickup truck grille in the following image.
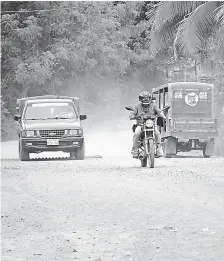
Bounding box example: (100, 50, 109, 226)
(39, 130, 65, 138)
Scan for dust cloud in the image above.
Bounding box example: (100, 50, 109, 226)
(61, 76, 161, 135)
(1, 76, 164, 159)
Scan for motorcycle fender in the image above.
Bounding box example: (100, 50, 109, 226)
(164, 137, 177, 154)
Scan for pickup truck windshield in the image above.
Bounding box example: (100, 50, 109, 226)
(24, 102, 77, 120)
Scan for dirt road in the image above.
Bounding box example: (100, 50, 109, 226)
(1, 131, 224, 261)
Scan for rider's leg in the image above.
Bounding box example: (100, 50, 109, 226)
(131, 126, 141, 157)
(155, 126, 162, 156)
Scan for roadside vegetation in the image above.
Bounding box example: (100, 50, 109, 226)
(1, 1, 224, 154)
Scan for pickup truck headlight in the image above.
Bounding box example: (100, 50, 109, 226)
(26, 130, 35, 137)
(69, 129, 83, 136)
(69, 129, 78, 135)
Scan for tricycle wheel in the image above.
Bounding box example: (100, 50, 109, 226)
(163, 140, 172, 158)
(203, 139, 214, 158)
(203, 148, 211, 158)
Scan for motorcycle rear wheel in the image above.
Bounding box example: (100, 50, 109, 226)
(147, 139, 155, 168)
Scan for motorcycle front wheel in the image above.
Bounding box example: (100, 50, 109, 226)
(147, 139, 155, 168)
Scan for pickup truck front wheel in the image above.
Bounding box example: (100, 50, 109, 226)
(75, 141, 85, 160)
(19, 140, 30, 161)
(70, 151, 76, 159)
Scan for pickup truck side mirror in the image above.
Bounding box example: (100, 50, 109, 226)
(14, 115, 21, 121)
(80, 114, 87, 121)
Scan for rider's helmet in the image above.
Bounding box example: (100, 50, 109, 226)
(139, 91, 151, 107)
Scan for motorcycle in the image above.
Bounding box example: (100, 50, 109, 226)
(125, 105, 170, 168)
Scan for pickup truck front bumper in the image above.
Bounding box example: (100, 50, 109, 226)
(20, 137, 84, 152)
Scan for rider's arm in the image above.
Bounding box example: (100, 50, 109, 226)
(154, 104, 166, 119)
(129, 106, 138, 120)
(160, 110, 166, 118)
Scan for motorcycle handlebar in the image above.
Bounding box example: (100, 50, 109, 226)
(137, 115, 156, 120)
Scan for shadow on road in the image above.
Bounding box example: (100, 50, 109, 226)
(1, 155, 103, 162)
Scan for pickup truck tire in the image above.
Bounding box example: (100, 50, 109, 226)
(75, 141, 85, 160)
(19, 140, 30, 161)
(70, 151, 76, 159)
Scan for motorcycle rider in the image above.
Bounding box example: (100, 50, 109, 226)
(129, 91, 166, 158)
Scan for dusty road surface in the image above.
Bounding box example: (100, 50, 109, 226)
(1, 131, 224, 261)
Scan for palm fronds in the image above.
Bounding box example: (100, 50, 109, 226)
(176, 1, 218, 55)
(149, 1, 223, 57)
(153, 1, 204, 30)
(215, 2, 224, 24)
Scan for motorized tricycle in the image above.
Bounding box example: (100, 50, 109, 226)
(152, 82, 218, 158)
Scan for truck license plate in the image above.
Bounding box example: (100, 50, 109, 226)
(47, 139, 59, 146)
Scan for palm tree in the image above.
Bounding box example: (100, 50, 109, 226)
(148, 1, 224, 58)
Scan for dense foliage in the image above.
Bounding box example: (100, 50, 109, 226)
(1, 1, 224, 155)
(1, 1, 166, 139)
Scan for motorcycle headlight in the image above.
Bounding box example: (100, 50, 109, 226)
(26, 130, 35, 137)
(145, 119, 154, 128)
